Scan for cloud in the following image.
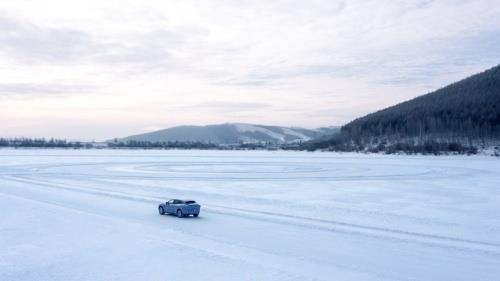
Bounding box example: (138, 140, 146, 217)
(371, 30, 500, 86)
(183, 101, 271, 113)
(0, 14, 94, 63)
(0, 82, 96, 96)
(91, 28, 209, 73)
(0, 12, 206, 73)
(202, 0, 500, 89)
(1, 0, 500, 139)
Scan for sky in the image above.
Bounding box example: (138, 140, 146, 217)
(0, 0, 499, 140)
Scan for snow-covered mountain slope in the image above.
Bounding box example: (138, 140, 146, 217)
(117, 123, 339, 144)
(1, 149, 500, 281)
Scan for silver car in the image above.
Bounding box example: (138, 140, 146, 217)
(158, 199, 201, 218)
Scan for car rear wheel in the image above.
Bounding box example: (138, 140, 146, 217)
(158, 206, 165, 215)
(176, 209, 183, 218)
(193, 214, 199, 217)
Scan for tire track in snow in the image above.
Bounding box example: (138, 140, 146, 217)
(43, 173, 463, 228)
(4, 174, 500, 257)
(1, 160, 473, 182)
(0, 182, 416, 281)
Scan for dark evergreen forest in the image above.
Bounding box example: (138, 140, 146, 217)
(306, 65, 500, 154)
(343, 65, 500, 142)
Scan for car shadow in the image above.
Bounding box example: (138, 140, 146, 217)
(161, 213, 202, 219)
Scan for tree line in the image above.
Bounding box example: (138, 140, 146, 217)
(107, 140, 279, 150)
(0, 138, 89, 148)
(0, 138, 287, 150)
(108, 140, 219, 149)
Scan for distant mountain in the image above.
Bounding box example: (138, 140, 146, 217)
(342, 65, 500, 142)
(117, 123, 339, 144)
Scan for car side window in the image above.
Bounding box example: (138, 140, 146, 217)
(168, 200, 174, 204)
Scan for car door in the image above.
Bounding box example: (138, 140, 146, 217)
(166, 200, 175, 213)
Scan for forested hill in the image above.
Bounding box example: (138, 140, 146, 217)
(117, 123, 339, 144)
(342, 65, 500, 143)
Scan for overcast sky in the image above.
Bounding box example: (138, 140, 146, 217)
(1, 0, 499, 140)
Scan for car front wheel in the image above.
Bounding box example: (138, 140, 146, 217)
(158, 206, 165, 215)
(176, 209, 183, 218)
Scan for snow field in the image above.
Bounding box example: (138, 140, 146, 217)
(1, 149, 499, 281)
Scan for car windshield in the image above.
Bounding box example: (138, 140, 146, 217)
(185, 201, 196, 204)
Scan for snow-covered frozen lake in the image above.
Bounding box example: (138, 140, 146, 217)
(1, 149, 499, 281)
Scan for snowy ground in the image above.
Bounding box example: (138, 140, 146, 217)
(1, 149, 499, 281)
